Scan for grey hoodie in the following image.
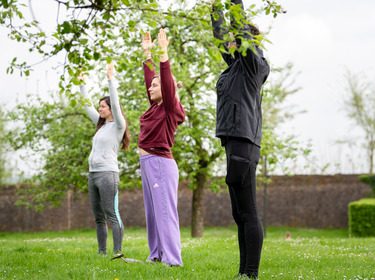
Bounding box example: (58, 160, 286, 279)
(80, 79, 126, 172)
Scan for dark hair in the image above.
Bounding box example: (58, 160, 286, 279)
(95, 96, 130, 150)
(249, 24, 261, 36)
(248, 24, 261, 47)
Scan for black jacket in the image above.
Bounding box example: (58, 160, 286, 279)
(211, 0, 270, 147)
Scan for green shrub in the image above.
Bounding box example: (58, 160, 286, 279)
(359, 174, 375, 196)
(349, 198, 375, 237)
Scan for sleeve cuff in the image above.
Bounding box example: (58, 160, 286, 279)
(160, 60, 170, 68)
(143, 58, 153, 65)
(108, 78, 119, 88)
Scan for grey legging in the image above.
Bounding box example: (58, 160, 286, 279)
(88, 171, 124, 254)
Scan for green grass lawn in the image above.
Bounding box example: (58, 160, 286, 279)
(0, 227, 374, 279)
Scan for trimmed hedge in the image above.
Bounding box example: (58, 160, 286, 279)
(359, 174, 375, 196)
(349, 198, 375, 237)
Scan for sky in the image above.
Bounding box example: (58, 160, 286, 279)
(1, 0, 375, 177)
(255, 0, 375, 174)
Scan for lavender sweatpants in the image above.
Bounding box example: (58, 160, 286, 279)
(140, 154, 183, 266)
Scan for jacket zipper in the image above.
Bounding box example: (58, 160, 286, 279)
(232, 104, 237, 131)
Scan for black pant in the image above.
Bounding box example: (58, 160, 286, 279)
(225, 139, 263, 279)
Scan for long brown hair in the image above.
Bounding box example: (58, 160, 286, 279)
(95, 96, 130, 150)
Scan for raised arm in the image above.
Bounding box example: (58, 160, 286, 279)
(157, 28, 177, 113)
(230, 0, 252, 46)
(142, 31, 157, 105)
(142, 59, 157, 105)
(230, 0, 267, 74)
(107, 62, 126, 132)
(211, 0, 235, 65)
(78, 71, 100, 125)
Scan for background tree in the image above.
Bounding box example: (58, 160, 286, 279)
(1, 0, 286, 236)
(343, 71, 375, 174)
(259, 63, 311, 176)
(6, 93, 93, 210)
(359, 174, 375, 197)
(4, 3, 226, 237)
(1, 0, 285, 86)
(258, 63, 311, 235)
(0, 108, 11, 185)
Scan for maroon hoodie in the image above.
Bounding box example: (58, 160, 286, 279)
(138, 59, 185, 158)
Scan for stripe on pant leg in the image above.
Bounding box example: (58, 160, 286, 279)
(114, 191, 122, 228)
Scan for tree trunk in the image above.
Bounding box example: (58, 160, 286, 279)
(370, 137, 374, 174)
(67, 190, 73, 230)
(191, 172, 207, 238)
(370, 148, 374, 174)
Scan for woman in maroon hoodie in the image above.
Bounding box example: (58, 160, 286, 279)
(139, 29, 185, 266)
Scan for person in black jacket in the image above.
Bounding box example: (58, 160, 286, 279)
(211, 0, 270, 278)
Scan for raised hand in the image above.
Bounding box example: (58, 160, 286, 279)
(78, 68, 86, 82)
(142, 31, 156, 59)
(107, 61, 114, 80)
(157, 28, 171, 52)
(158, 28, 171, 63)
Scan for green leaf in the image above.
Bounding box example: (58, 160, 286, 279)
(68, 68, 74, 76)
(214, 51, 222, 61)
(147, 20, 158, 28)
(145, 61, 153, 71)
(102, 12, 110, 21)
(94, 52, 100, 61)
(1, 0, 9, 8)
(72, 78, 81, 86)
(70, 99, 77, 107)
(83, 52, 92, 60)
(61, 21, 71, 34)
(228, 46, 236, 54)
(80, 39, 88, 45)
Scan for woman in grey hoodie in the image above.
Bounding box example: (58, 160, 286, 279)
(79, 62, 130, 255)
